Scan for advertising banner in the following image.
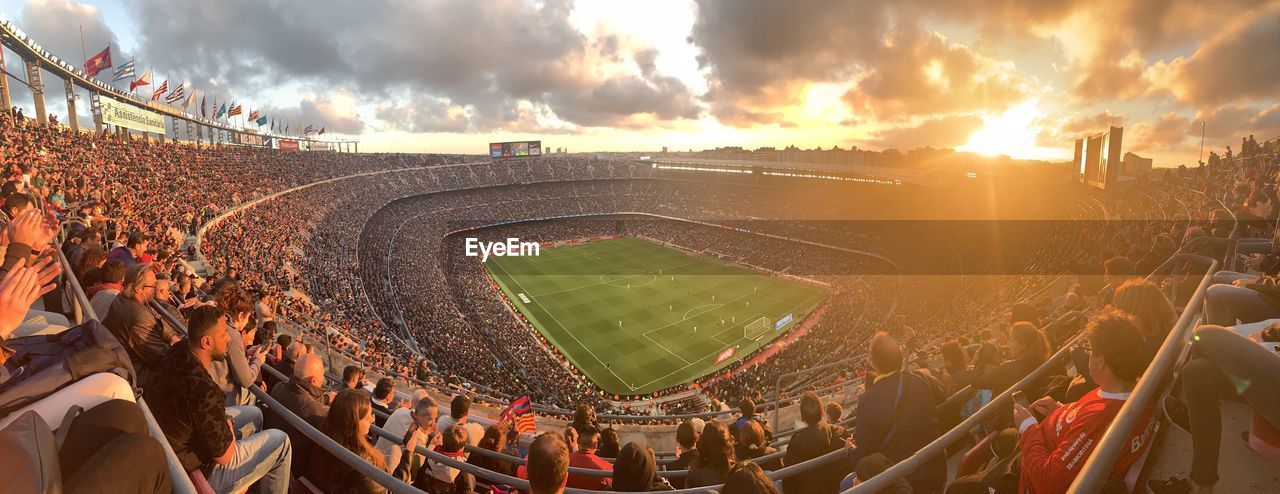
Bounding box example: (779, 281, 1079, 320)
(234, 132, 266, 146)
(278, 139, 300, 151)
(100, 98, 165, 134)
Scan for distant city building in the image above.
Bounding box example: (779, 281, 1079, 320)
(1123, 152, 1152, 178)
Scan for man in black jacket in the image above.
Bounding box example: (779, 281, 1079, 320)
(784, 391, 848, 493)
(665, 420, 700, 488)
(844, 332, 947, 493)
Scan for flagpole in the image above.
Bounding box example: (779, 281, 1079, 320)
(79, 25, 88, 71)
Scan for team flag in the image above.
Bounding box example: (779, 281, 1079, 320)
(498, 396, 536, 434)
(84, 46, 112, 77)
(112, 59, 135, 82)
(255, 115, 268, 126)
(166, 82, 185, 103)
(130, 67, 152, 92)
(152, 79, 169, 100)
(216, 102, 227, 119)
(228, 104, 242, 117)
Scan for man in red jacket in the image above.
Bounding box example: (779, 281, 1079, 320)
(1014, 310, 1155, 494)
(565, 425, 612, 490)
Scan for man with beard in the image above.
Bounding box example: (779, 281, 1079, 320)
(150, 305, 293, 494)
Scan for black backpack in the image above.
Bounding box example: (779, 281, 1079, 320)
(0, 320, 136, 418)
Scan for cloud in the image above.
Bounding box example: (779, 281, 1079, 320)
(121, 0, 699, 132)
(843, 30, 1035, 121)
(1153, 3, 1280, 107)
(860, 114, 985, 150)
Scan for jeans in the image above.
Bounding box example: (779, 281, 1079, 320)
(1181, 325, 1280, 486)
(206, 405, 292, 494)
(1203, 283, 1280, 325)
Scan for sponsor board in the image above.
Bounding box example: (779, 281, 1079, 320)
(100, 98, 165, 134)
(715, 345, 738, 364)
(775, 313, 794, 330)
(278, 139, 300, 151)
(233, 132, 267, 146)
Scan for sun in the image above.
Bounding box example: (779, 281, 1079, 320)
(958, 101, 1067, 161)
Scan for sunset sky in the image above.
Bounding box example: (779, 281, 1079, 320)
(1, 0, 1277, 165)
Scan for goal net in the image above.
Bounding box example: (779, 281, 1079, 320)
(744, 317, 771, 340)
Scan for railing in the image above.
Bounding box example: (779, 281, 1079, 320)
(51, 242, 197, 494)
(843, 253, 1219, 493)
(1067, 260, 1217, 491)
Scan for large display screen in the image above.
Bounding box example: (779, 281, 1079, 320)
(489, 141, 542, 158)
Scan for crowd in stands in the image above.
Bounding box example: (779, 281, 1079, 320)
(1, 103, 1278, 494)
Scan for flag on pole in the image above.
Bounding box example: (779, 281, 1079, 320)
(248, 109, 259, 121)
(183, 89, 197, 109)
(130, 67, 152, 92)
(318, 127, 325, 135)
(112, 59, 135, 82)
(498, 396, 536, 434)
(228, 104, 242, 117)
(84, 46, 112, 77)
(201, 96, 207, 118)
(255, 115, 267, 126)
(304, 125, 315, 134)
(270, 117, 275, 132)
(152, 79, 169, 100)
(165, 82, 185, 103)
(216, 102, 227, 119)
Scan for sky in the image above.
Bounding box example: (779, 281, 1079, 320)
(0, 0, 1277, 165)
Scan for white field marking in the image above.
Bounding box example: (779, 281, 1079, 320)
(635, 286, 828, 390)
(643, 332, 692, 365)
(488, 258, 631, 386)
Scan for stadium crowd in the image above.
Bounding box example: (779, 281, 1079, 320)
(0, 102, 1277, 494)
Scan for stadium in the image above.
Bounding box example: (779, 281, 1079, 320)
(0, 2, 1278, 494)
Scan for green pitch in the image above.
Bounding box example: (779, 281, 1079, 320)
(485, 236, 826, 395)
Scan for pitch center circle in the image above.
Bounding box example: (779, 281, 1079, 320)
(600, 269, 658, 288)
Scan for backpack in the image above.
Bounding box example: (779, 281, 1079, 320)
(0, 320, 136, 418)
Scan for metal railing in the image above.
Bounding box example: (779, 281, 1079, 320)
(51, 242, 197, 494)
(843, 253, 1219, 493)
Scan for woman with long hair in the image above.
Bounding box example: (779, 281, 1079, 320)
(685, 419, 736, 487)
(311, 389, 388, 493)
(733, 420, 780, 471)
(721, 462, 780, 494)
(971, 321, 1052, 394)
(466, 423, 516, 481)
(1113, 279, 1176, 360)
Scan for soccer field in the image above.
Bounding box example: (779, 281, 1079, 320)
(485, 236, 827, 396)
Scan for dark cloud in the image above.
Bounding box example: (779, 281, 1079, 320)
(861, 114, 984, 150)
(1164, 4, 1280, 107)
(120, 0, 698, 132)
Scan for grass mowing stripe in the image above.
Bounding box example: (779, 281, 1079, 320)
(485, 236, 826, 395)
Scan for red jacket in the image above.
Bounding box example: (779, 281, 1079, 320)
(566, 449, 613, 490)
(1018, 388, 1154, 494)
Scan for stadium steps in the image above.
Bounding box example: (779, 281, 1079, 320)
(1142, 401, 1280, 493)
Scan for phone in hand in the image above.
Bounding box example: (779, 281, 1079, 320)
(1012, 390, 1030, 409)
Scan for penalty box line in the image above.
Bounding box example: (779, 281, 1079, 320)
(634, 289, 822, 390)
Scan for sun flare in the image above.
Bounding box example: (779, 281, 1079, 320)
(958, 101, 1066, 161)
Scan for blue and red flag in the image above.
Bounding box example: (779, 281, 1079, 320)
(498, 396, 536, 434)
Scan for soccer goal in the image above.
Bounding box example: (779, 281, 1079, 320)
(744, 317, 771, 340)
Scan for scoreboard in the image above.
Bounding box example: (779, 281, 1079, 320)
(489, 141, 542, 158)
